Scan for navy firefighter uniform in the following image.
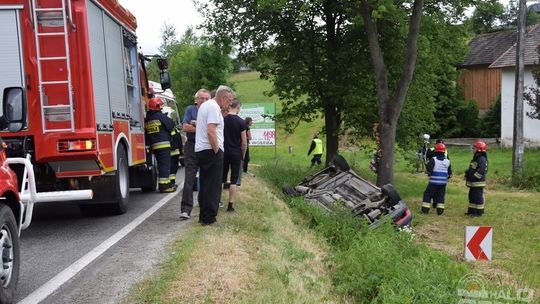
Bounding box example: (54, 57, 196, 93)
(145, 97, 176, 192)
(465, 141, 488, 217)
(421, 143, 452, 215)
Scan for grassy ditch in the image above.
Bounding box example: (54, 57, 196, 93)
(124, 174, 342, 304)
(259, 163, 485, 303)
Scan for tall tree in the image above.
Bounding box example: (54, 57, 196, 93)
(471, 0, 505, 33)
(198, 0, 364, 164)
(167, 30, 232, 108)
(359, 0, 423, 185)
(198, 0, 471, 184)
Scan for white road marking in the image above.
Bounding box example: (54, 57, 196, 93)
(17, 192, 178, 304)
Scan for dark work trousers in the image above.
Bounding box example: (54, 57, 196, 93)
(170, 154, 179, 184)
(181, 141, 197, 215)
(421, 184, 446, 214)
(311, 154, 322, 166)
(243, 147, 250, 173)
(196, 149, 224, 224)
(154, 148, 171, 187)
(468, 187, 485, 215)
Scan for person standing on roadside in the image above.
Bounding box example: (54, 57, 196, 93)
(421, 142, 452, 215)
(145, 97, 176, 193)
(465, 141, 488, 217)
(243, 117, 253, 173)
(195, 85, 235, 225)
(222, 99, 247, 212)
(307, 133, 323, 167)
(179, 89, 210, 220)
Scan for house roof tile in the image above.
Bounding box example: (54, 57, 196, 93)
(458, 30, 517, 67)
(489, 24, 540, 68)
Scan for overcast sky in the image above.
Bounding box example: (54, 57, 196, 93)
(118, 0, 204, 54)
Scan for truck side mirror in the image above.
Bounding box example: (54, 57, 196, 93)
(2, 87, 26, 132)
(160, 71, 171, 90)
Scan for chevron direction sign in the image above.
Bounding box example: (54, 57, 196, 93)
(465, 226, 493, 261)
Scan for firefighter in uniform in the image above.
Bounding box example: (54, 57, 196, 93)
(169, 126, 183, 186)
(465, 140, 488, 217)
(421, 142, 452, 215)
(145, 97, 176, 193)
(308, 133, 323, 167)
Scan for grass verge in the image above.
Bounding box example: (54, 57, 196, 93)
(258, 162, 540, 303)
(124, 174, 341, 304)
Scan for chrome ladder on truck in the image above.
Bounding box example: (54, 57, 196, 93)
(31, 0, 75, 132)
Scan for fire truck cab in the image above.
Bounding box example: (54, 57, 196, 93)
(0, 0, 166, 215)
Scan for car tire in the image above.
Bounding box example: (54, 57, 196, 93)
(0, 204, 19, 304)
(381, 184, 402, 206)
(332, 154, 350, 172)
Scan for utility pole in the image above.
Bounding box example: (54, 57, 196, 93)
(512, 0, 526, 185)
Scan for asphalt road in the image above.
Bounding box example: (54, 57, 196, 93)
(14, 169, 190, 303)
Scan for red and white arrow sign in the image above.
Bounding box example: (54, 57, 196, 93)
(465, 226, 493, 261)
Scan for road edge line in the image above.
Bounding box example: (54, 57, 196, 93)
(17, 191, 178, 304)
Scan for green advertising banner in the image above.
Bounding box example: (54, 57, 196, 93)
(239, 103, 276, 146)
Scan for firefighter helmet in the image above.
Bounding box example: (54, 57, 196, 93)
(473, 140, 487, 152)
(148, 97, 164, 111)
(434, 142, 446, 153)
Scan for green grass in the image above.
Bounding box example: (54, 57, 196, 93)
(231, 71, 325, 165)
(125, 174, 340, 303)
(234, 71, 540, 300)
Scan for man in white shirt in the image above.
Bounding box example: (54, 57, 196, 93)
(195, 85, 235, 225)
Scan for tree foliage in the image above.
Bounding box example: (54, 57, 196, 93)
(524, 47, 540, 120)
(198, 0, 473, 184)
(148, 24, 233, 109)
(471, 0, 505, 33)
(469, 0, 540, 33)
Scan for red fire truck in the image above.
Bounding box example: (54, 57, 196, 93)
(0, 0, 166, 215)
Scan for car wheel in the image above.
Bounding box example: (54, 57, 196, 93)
(0, 204, 19, 304)
(381, 184, 402, 206)
(332, 154, 350, 172)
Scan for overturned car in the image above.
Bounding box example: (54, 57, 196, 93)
(283, 156, 413, 229)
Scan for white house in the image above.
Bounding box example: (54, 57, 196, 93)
(490, 24, 540, 147)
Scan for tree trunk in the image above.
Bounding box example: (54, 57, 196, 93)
(323, 100, 340, 165)
(360, 0, 424, 186)
(321, 0, 341, 165)
(377, 120, 397, 186)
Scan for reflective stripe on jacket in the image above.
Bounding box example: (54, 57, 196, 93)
(145, 110, 174, 150)
(465, 153, 488, 188)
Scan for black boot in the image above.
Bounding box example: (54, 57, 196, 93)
(437, 208, 444, 215)
(421, 206, 430, 214)
(159, 183, 175, 193)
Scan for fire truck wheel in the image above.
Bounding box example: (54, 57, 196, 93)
(0, 204, 19, 304)
(108, 147, 130, 214)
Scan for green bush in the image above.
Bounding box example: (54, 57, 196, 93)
(479, 96, 501, 138)
(459, 100, 481, 137)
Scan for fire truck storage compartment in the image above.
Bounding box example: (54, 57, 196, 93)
(0, 7, 24, 116)
(87, 0, 133, 126)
